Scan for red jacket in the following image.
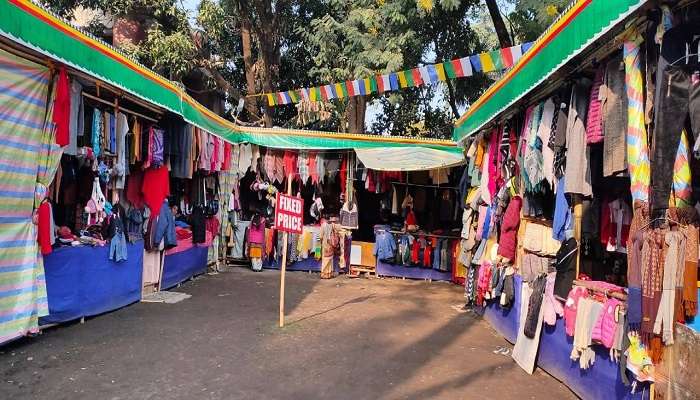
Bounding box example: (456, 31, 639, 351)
(497, 195, 522, 262)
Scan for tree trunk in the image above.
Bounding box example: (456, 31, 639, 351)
(444, 79, 461, 119)
(484, 0, 512, 48)
(346, 97, 366, 134)
(240, 17, 259, 119)
(253, 0, 281, 128)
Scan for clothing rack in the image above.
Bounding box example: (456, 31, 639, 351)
(573, 279, 627, 301)
(82, 92, 160, 123)
(375, 228, 460, 240)
(391, 182, 459, 190)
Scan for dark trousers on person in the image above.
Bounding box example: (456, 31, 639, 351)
(651, 65, 700, 212)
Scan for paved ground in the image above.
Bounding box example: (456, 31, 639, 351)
(0, 269, 575, 400)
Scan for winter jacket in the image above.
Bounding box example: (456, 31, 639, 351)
(497, 195, 522, 262)
(154, 201, 177, 248)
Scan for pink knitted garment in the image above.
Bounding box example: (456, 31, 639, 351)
(585, 67, 605, 144)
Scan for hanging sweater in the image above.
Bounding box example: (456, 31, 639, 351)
(53, 67, 71, 147)
(497, 195, 522, 262)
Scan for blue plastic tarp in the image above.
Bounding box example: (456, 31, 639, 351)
(161, 246, 208, 290)
(483, 275, 647, 400)
(40, 241, 144, 324)
(376, 260, 452, 281)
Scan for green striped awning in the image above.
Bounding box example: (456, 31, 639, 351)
(0, 0, 461, 155)
(453, 0, 647, 142)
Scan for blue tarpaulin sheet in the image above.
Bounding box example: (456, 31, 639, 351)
(40, 241, 144, 324)
(376, 261, 452, 281)
(264, 257, 336, 272)
(483, 275, 647, 400)
(161, 246, 208, 290)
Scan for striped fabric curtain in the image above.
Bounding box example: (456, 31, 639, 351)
(0, 48, 55, 344)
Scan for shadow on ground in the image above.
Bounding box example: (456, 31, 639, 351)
(0, 269, 574, 400)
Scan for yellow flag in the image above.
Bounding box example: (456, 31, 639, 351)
(397, 71, 408, 88)
(435, 63, 447, 81)
(267, 93, 275, 106)
(479, 52, 495, 72)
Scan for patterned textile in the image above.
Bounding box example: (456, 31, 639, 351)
(671, 129, 692, 207)
(298, 151, 310, 184)
(624, 36, 650, 204)
(0, 49, 52, 344)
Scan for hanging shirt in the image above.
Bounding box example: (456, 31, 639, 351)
(429, 168, 449, 185)
(250, 144, 261, 173)
(151, 128, 164, 167)
(53, 67, 71, 147)
(67, 79, 83, 155)
(308, 151, 319, 184)
(109, 113, 116, 154)
(239, 144, 252, 173)
(92, 108, 102, 157)
(298, 151, 310, 183)
(115, 112, 128, 189)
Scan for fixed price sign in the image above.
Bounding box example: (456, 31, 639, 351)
(274, 193, 304, 234)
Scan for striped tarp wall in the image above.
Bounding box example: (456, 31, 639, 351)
(0, 47, 50, 344)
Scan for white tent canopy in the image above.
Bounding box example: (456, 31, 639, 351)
(354, 147, 465, 172)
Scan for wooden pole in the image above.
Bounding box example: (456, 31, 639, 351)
(279, 173, 293, 328)
(573, 195, 583, 279)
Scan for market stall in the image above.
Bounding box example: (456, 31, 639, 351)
(451, 0, 700, 398)
(0, 0, 468, 345)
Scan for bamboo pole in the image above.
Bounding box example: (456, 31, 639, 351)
(573, 195, 583, 278)
(279, 174, 293, 328)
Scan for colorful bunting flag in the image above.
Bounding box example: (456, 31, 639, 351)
(470, 55, 482, 72)
(489, 50, 504, 70)
(346, 81, 355, 97)
(382, 74, 391, 93)
(479, 52, 495, 72)
(362, 78, 372, 94)
(510, 45, 523, 65)
(389, 73, 399, 90)
(368, 77, 377, 93)
(397, 71, 408, 88)
(261, 42, 531, 105)
(500, 48, 514, 68)
(289, 90, 299, 103)
(435, 63, 447, 81)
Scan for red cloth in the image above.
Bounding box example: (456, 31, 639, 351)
(126, 170, 144, 209)
(222, 142, 232, 171)
(340, 155, 347, 194)
(283, 150, 298, 178)
(405, 210, 416, 226)
(142, 166, 170, 220)
(38, 202, 53, 255)
(206, 216, 220, 237)
(411, 238, 420, 264)
(175, 226, 192, 240)
(53, 67, 71, 146)
(423, 243, 433, 267)
(497, 195, 522, 262)
(308, 151, 318, 184)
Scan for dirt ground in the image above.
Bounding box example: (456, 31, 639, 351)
(0, 268, 576, 400)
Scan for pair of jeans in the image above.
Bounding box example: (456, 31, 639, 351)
(110, 232, 128, 262)
(652, 64, 700, 212)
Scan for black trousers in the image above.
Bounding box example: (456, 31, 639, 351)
(651, 65, 700, 211)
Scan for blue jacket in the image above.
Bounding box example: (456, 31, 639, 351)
(154, 201, 177, 248)
(552, 177, 572, 242)
(374, 229, 397, 262)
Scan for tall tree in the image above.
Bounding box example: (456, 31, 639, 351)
(483, 0, 512, 47)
